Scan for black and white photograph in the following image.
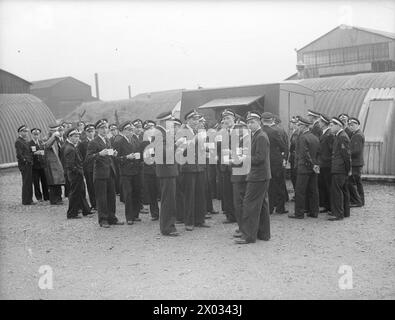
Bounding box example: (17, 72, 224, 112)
(0, 0, 394, 303)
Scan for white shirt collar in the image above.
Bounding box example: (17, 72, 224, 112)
(336, 129, 344, 136)
(323, 127, 330, 135)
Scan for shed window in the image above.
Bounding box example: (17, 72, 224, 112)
(373, 42, 389, 61)
(363, 100, 392, 142)
(330, 48, 343, 64)
(358, 44, 373, 61)
(316, 50, 330, 65)
(344, 47, 359, 63)
(303, 52, 316, 65)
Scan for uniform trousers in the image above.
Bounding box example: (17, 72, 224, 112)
(294, 173, 319, 217)
(32, 168, 49, 201)
(331, 174, 350, 219)
(94, 174, 117, 224)
(67, 171, 90, 218)
(159, 177, 177, 235)
(240, 180, 270, 242)
(183, 172, 206, 227)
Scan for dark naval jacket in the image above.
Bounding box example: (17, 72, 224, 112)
(331, 129, 351, 175)
(295, 129, 320, 174)
(350, 129, 365, 167)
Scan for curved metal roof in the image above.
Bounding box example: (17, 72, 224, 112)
(0, 94, 56, 164)
(294, 72, 395, 117)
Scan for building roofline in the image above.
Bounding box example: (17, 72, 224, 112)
(0, 68, 32, 85)
(297, 24, 395, 53)
(31, 76, 91, 89)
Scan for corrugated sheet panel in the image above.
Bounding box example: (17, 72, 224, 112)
(31, 77, 68, 90)
(65, 89, 183, 123)
(0, 94, 56, 164)
(298, 72, 395, 91)
(313, 88, 369, 117)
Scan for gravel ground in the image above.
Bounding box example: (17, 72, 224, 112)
(0, 168, 394, 300)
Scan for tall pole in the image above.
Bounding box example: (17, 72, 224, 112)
(94, 73, 100, 100)
(128, 85, 132, 99)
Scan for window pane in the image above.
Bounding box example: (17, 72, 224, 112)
(316, 51, 329, 65)
(363, 100, 392, 142)
(373, 43, 389, 60)
(303, 52, 316, 65)
(330, 48, 343, 64)
(358, 44, 373, 61)
(344, 47, 358, 62)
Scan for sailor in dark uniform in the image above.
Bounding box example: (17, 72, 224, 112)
(217, 109, 236, 223)
(86, 119, 123, 228)
(288, 117, 300, 197)
(179, 109, 210, 231)
(113, 121, 142, 225)
(289, 117, 320, 219)
(63, 128, 92, 219)
(141, 120, 160, 221)
(29, 128, 49, 202)
(78, 124, 97, 211)
(348, 117, 365, 207)
(235, 112, 271, 244)
(132, 119, 147, 214)
(173, 118, 186, 224)
(154, 111, 180, 236)
(328, 117, 351, 221)
(317, 114, 334, 213)
(261, 112, 287, 214)
(307, 109, 323, 138)
(231, 120, 249, 238)
(15, 125, 34, 205)
(339, 113, 352, 138)
(109, 124, 121, 196)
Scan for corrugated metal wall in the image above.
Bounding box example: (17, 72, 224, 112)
(0, 94, 56, 164)
(0, 70, 30, 94)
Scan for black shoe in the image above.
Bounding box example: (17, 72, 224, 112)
(151, 217, 159, 221)
(111, 221, 125, 225)
(175, 220, 184, 224)
(133, 218, 142, 222)
(349, 203, 362, 208)
(233, 232, 242, 238)
(67, 216, 81, 219)
(328, 217, 343, 221)
(307, 214, 318, 218)
(275, 210, 289, 214)
(288, 214, 304, 219)
(90, 207, 97, 212)
(209, 211, 219, 215)
(127, 220, 134, 225)
(320, 208, 330, 213)
(83, 211, 94, 216)
(205, 214, 212, 219)
(100, 221, 110, 228)
(23, 202, 36, 205)
(223, 219, 236, 224)
(257, 237, 270, 241)
(185, 226, 194, 231)
(196, 223, 210, 228)
(234, 239, 254, 245)
(164, 231, 180, 237)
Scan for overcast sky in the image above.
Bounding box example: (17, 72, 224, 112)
(0, 0, 394, 100)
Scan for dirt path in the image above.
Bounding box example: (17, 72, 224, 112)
(0, 168, 394, 299)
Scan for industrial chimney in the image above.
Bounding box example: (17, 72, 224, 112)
(94, 73, 100, 100)
(128, 85, 132, 99)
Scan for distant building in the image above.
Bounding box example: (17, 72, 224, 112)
(287, 25, 395, 79)
(31, 76, 97, 120)
(0, 69, 31, 94)
(65, 89, 183, 124)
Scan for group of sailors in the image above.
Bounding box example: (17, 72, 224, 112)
(14, 107, 365, 243)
